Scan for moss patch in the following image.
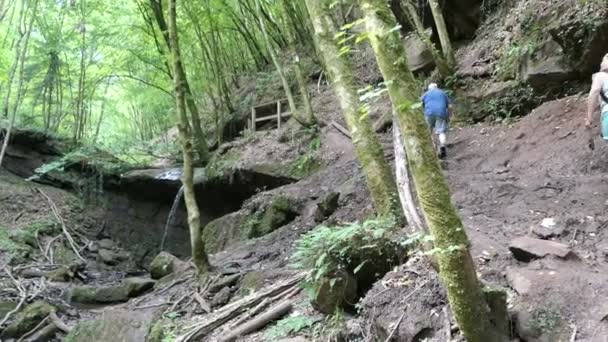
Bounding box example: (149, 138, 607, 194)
(0, 301, 55, 339)
(239, 271, 265, 296)
(64, 320, 103, 342)
(244, 196, 298, 239)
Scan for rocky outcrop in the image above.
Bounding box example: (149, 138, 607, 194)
(520, 39, 575, 90)
(405, 33, 435, 74)
(203, 195, 298, 254)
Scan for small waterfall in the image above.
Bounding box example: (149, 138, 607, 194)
(160, 186, 184, 251)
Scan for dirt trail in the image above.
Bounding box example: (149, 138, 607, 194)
(447, 95, 608, 340)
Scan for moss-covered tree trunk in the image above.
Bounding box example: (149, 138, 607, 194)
(169, 0, 210, 274)
(304, 0, 402, 222)
(427, 0, 455, 69)
(359, 1, 505, 341)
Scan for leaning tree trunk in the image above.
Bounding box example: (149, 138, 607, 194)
(304, 0, 403, 222)
(168, 0, 210, 275)
(427, 0, 455, 69)
(402, 0, 451, 77)
(254, 0, 302, 126)
(359, 1, 506, 341)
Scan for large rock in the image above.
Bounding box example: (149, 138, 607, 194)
(70, 277, 155, 304)
(64, 308, 160, 342)
(550, 19, 608, 76)
(149, 252, 183, 280)
(0, 301, 55, 339)
(203, 195, 298, 254)
(520, 39, 575, 90)
(509, 236, 574, 262)
(404, 32, 435, 74)
(311, 270, 358, 314)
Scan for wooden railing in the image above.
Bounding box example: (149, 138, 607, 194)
(249, 98, 292, 132)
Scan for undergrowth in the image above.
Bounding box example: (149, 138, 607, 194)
(289, 133, 321, 178)
(266, 314, 315, 339)
(291, 217, 407, 294)
(481, 82, 541, 120)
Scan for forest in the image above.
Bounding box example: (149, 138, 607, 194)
(1, 0, 608, 341)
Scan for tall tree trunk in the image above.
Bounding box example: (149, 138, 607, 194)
(254, 0, 302, 125)
(148, 0, 209, 164)
(402, 0, 451, 77)
(304, 0, 403, 222)
(359, 1, 506, 341)
(427, 0, 455, 69)
(1, 0, 25, 118)
(0, 0, 37, 167)
(281, 0, 316, 126)
(168, 0, 210, 275)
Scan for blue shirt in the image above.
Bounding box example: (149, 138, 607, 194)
(421, 88, 450, 118)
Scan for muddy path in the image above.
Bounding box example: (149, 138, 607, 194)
(446, 95, 608, 340)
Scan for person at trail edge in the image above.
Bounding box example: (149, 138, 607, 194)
(585, 54, 608, 139)
(421, 83, 452, 158)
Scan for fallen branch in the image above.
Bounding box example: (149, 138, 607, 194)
(27, 323, 58, 342)
(37, 189, 86, 263)
(384, 311, 406, 342)
(134, 302, 173, 310)
(208, 273, 242, 294)
(330, 120, 351, 139)
(220, 300, 294, 342)
(17, 315, 50, 342)
(0, 268, 27, 327)
(193, 293, 211, 314)
(176, 273, 305, 342)
(49, 311, 71, 333)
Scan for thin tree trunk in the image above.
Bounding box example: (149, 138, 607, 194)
(281, 2, 316, 126)
(254, 0, 300, 125)
(1, 0, 25, 118)
(93, 79, 110, 144)
(359, 1, 505, 341)
(304, 0, 403, 222)
(168, 0, 210, 275)
(402, 0, 451, 76)
(427, 0, 455, 69)
(148, 0, 209, 164)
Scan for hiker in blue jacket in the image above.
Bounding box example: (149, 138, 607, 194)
(421, 83, 453, 159)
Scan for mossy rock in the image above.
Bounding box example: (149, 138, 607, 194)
(149, 252, 180, 280)
(8, 221, 60, 248)
(65, 308, 159, 342)
(246, 196, 297, 238)
(311, 270, 358, 314)
(238, 271, 265, 296)
(202, 211, 248, 254)
(202, 196, 297, 254)
(69, 278, 155, 304)
(0, 301, 55, 339)
(70, 285, 129, 304)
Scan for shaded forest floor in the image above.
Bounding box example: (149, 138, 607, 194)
(4, 94, 608, 341)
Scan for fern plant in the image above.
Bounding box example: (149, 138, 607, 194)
(291, 217, 407, 294)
